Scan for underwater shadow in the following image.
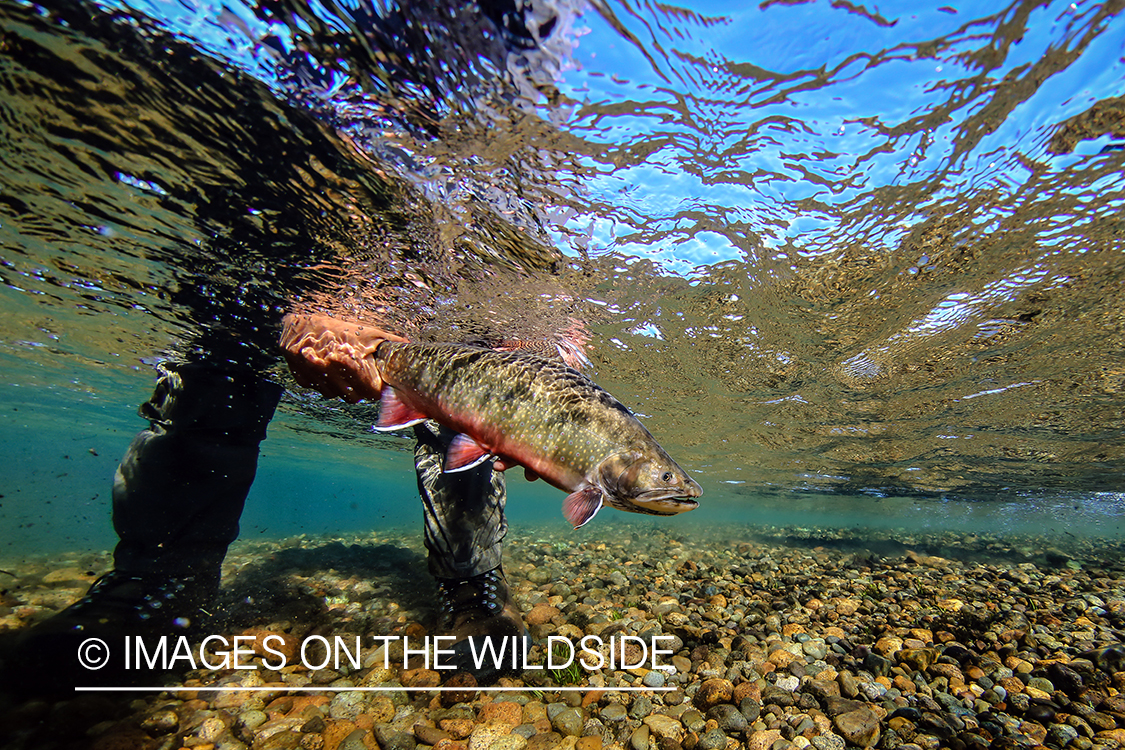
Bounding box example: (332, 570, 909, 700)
(215, 540, 434, 631)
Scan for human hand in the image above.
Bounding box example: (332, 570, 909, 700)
(280, 313, 408, 403)
(489, 457, 541, 482)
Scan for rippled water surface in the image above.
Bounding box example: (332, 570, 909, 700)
(2, 0, 1124, 554)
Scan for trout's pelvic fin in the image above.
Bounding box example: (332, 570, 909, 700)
(374, 387, 428, 431)
(563, 486, 604, 529)
(444, 433, 494, 473)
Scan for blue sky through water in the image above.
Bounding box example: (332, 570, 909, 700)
(88, 0, 1125, 282)
(553, 0, 1125, 271)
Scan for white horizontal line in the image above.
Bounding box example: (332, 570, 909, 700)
(75, 685, 673, 692)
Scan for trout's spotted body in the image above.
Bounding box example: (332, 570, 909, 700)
(372, 341, 702, 527)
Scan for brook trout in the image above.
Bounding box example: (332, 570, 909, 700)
(371, 341, 702, 528)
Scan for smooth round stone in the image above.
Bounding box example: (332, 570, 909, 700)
(681, 709, 706, 733)
(551, 708, 584, 737)
(1025, 703, 1057, 723)
(837, 672, 859, 698)
(802, 641, 828, 660)
(141, 710, 180, 735)
(601, 705, 628, 723)
(643, 671, 667, 688)
(374, 727, 416, 750)
(980, 688, 1004, 705)
(738, 698, 760, 722)
(630, 725, 650, 750)
(706, 704, 747, 735)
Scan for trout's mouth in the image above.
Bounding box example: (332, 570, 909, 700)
(624, 490, 700, 516)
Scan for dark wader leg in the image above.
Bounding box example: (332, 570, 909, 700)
(6, 361, 282, 693)
(112, 362, 284, 588)
(62, 361, 283, 632)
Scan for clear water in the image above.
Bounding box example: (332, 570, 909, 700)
(2, 0, 1125, 564)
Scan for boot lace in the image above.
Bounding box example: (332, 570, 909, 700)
(437, 568, 504, 617)
(68, 570, 204, 628)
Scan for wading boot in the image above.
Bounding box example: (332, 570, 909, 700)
(4, 568, 221, 695)
(436, 566, 529, 684)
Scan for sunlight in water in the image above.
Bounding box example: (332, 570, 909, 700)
(1, 0, 1124, 552)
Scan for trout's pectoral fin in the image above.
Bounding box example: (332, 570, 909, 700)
(374, 387, 428, 431)
(444, 433, 494, 473)
(562, 486, 604, 529)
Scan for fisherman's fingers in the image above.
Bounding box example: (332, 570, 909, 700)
(335, 357, 384, 402)
(327, 371, 362, 403)
(489, 457, 541, 482)
(278, 313, 307, 351)
(316, 353, 383, 401)
(281, 347, 327, 390)
(284, 344, 352, 397)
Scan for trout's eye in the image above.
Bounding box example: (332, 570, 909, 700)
(661, 471, 674, 483)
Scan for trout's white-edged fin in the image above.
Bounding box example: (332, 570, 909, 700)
(374, 387, 428, 431)
(563, 486, 604, 529)
(444, 433, 494, 472)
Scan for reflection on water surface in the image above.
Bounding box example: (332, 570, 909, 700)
(1, 0, 1124, 548)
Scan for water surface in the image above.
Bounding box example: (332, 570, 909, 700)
(1, 0, 1124, 557)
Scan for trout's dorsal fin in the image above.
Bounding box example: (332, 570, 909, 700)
(444, 433, 494, 472)
(374, 387, 428, 431)
(563, 486, 604, 529)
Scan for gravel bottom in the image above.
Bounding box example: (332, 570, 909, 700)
(1, 523, 1124, 750)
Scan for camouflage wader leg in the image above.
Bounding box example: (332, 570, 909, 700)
(413, 422, 507, 578)
(413, 422, 526, 683)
